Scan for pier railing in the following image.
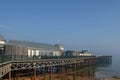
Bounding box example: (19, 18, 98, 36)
(0, 55, 96, 64)
(0, 55, 12, 63)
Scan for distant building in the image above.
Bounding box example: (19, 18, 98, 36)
(63, 50, 78, 56)
(63, 50, 93, 56)
(0, 34, 93, 57)
(0, 34, 64, 56)
(79, 50, 93, 56)
(0, 34, 5, 55)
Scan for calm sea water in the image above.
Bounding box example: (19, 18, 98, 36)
(95, 54, 120, 79)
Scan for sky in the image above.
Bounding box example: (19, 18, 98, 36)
(0, 0, 120, 55)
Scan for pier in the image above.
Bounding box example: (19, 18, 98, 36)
(0, 55, 112, 80)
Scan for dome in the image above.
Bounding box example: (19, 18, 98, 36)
(55, 44, 64, 51)
(0, 34, 5, 41)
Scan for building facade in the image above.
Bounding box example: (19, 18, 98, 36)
(0, 34, 5, 55)
(0, 34, 64, 56)
(63, 50, 93, 57)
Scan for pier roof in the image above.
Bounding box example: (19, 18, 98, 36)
(0, 34, 5, 41)
(7, 40, 61, 51)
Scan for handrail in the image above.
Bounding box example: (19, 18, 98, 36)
(0, 55, 95, 64)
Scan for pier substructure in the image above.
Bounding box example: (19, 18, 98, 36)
(33, 68, 36, 80)
(50, 62, 53, 80)
(61, 61, 65, 80)
(0, 56, 112, 80)
(73, 61, 77, 80)
(8, 71, 11, 80)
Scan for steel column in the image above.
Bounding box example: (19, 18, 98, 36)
(33, 68, 36, 80)
(73, 62, 76, 80)
(8, 71, 11, 80)
(61, 61, 64, 80)
(50, 66, 52, 80)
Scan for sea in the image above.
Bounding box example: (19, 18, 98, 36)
(95, 54, 120, 79)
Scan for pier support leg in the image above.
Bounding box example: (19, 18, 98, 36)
(56, 66, 59, 73)
(0, 78, 3, 80)
(50, 66, 52, 80)
(61, 64, 65, 80)
(65, 65, 68, 73)
(8, 71, 11, 80)
(33, 68, 36, 80)
(62, 65, 64, 73)
(73, 63, 76, 80)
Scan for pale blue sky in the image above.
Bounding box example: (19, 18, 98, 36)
(0, 0, 120, 55)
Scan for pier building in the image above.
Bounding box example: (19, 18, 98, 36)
(0, 34, 112, 80)
(63, 50, 93, 57)
(0, 34, 5, 55)
(0, 34, 64, 56)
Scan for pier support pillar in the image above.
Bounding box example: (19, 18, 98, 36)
(50, 66, 52, 80)
(61, 64, 64, 80)
(33, 68, 36, 80)
(66, 65, 68, 73)
(0, 77, 3, 80)
(8, 71, 11, 80)
(73, 62, 76, 80)
(56, 66, 59, 73)
(62, 65, 64, 73)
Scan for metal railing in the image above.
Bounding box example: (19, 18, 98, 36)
(0, 55, 96, 63)
(0, 55, 12, 63)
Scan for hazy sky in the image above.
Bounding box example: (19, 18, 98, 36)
(0, 0, 120, 55)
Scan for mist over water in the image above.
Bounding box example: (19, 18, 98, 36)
(112, 54, 120, 66)
(95, 53, 120, 79)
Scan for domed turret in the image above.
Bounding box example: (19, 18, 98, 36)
(55, 44, 64, 51)
(0, 34, 5, 44)
(0, 34, 5, 55)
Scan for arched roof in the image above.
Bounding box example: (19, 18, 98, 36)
(55, 44, 64, 51)
(0, 34, 5, 41)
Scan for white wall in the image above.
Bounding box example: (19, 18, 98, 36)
(27, 48, 60, 57)
(36, 50, 39, 56)
(28, 49, 31, 57)
(0, 41, 5, 44)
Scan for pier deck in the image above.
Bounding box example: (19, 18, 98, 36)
(0, 55, 112, 80)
